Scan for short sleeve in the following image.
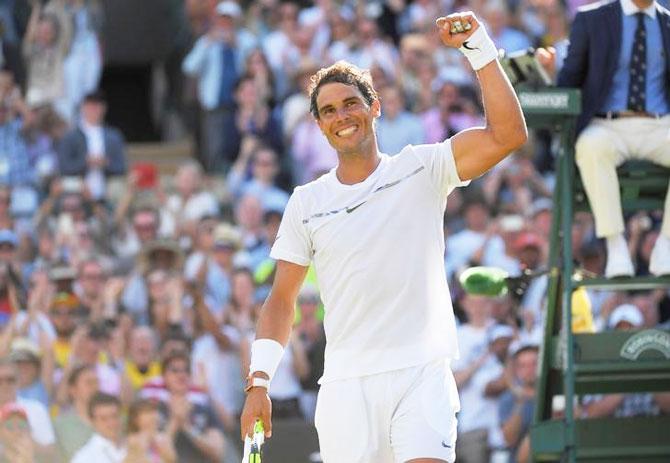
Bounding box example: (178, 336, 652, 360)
(411, 138, 470, 197)
(23, 400, 56, 445)
(270, 190, 312, 266)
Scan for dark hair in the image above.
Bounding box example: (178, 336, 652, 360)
(309, 61, 378, 119)
(161, 350, 190, 373)
(127, 398, 159, 433)
(67, 364, 95, 387)
(88, 392, 121, 418)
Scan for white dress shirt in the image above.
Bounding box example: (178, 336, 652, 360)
(71, 433, 127, 463)
(80, 120, 106, 200)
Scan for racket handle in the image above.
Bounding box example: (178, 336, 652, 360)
(243, 420, 265, 463)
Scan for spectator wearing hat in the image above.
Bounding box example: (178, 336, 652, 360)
(71, 392, 126, 463)
(0, 356, 57, 458)
(581, 304, 670, 419)
(182, 0, 257, 172)
(499, 341, 539, 463)
(53, 364, 98, 461)
(56, 90, 128, 201)
(10, 337, 48, 408)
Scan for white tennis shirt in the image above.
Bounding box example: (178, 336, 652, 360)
(271, 139, 469, 383)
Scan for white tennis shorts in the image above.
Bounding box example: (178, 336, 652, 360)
(314, 358, 460, 463)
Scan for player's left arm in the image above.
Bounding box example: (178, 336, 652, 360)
(436, 13, 527, 181)
(451, 59, 527, 181)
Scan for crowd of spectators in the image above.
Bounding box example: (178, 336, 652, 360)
(0, 0, 667, 462)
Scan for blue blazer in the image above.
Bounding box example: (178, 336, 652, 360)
(557, 0, 670, 134)
(57, 126, 128, 177)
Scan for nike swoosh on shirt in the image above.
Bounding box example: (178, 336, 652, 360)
(441, 440, 452, 448)
(345, 202, 366, 213)
(301, 166, 425, 224)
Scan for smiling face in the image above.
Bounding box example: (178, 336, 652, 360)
(315, 82, 380, 157)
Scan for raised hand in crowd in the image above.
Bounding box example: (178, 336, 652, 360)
(0, 427, 35, 463)
(103, 277, 126, 320)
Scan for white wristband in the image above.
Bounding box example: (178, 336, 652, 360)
(459, 26, 499, 71)
(249, 338, 285, 381)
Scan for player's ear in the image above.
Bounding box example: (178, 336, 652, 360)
(371, 98, 381, 118)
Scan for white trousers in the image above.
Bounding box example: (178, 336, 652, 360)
(575, 116, 670, 238)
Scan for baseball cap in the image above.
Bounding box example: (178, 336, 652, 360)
(608, 304, 643, 329)
(215, 1, 241, 18)
(488, 324, 515, 344)
(0, 229, 17, 247)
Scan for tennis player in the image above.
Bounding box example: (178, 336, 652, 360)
(240, 11, 527, 463)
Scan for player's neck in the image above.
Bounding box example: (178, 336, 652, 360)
(335, 150, 381, 185)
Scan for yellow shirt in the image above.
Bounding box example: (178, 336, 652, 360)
(124, 361, 161, 390)
(53, 339, 72, 369)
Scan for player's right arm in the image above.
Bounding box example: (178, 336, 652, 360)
(239, 260, 308, 440)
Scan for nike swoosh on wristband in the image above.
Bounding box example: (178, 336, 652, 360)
(462, 41, 480, 51)
(441, 440, 452, 448)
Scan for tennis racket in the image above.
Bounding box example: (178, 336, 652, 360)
(242, 420, 265, 463)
